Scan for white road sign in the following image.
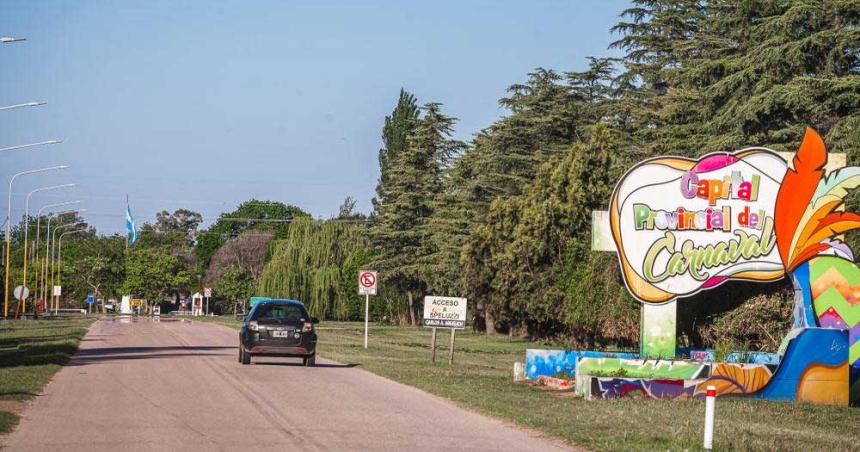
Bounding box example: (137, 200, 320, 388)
(13, 285, 29, 301)
(358, 270, 377, 296)
(423, 296, 467, 329)
(204, 287, 212, 298)
(53, 285, 62, 296)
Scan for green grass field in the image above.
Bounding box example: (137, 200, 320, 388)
(0, 317, 94, 433)
(204, 316, 860, 451)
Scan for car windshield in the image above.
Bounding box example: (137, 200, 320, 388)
(252, 303, 306, 325)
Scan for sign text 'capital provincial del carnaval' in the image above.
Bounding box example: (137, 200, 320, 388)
(610, 149, 788, 303)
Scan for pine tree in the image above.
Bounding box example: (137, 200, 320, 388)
(687, 0, 860, 153)
(373, 89, 420, 212)
(466, 124, 634, 338)
(370, 102, 461, 324)
(460, 69, 578, 210)
(459, 63, 618, 332)
(417, 106, 467, 297)
(610, 0, 707, 156)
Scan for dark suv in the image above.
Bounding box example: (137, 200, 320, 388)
(238, 299, 318, 366)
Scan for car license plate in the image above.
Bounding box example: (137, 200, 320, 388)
(272, 330, 291, 338)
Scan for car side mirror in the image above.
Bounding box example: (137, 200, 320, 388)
(236, 314, 246, 322)
(311, 317, 320, 324)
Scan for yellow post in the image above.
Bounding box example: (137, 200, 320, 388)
(4, 226, 11, 318)
(33, 239, 39, 313)
(20, 237, 28, 314)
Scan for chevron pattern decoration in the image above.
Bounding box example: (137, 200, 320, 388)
(809, 256, 860, 368)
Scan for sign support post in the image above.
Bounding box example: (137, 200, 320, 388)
(364, 293, 369, 348)
(430, 327, 437, 363)
(448, 329, 456, 364)
(357, 270, 377, 349)
(53, 285, 61, 315)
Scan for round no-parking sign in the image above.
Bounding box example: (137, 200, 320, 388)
(358, 270, 377, 296)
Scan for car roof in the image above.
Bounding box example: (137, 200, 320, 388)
(256, 298, 305, 307)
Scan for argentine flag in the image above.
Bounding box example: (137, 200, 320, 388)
(126, 203, 137, 245)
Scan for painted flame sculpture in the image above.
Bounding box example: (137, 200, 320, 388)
(773, 128, 860, 403)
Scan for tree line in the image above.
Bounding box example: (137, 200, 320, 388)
(365, 0, 860, 350)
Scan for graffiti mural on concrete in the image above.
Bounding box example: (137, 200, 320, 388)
(525, 349, 636, 379)
(577, 358, 709, 380)
(756, 328, 848, 405)
(577, 360, 775, 400)
(685, 349, 780, 365)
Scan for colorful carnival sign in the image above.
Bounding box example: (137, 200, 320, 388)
(610, 149, 788, 303)
(598, 129, 860, 405)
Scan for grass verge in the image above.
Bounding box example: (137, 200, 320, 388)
(199, 317, 860, 451)
(0, 317, 94, 433)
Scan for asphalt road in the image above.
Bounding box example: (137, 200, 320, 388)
(2, 317, 572, 451)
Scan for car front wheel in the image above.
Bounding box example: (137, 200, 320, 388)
(240, 347, 251, 365)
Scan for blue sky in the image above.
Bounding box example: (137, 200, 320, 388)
(0, 0, 629, 234)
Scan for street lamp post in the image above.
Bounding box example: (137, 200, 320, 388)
(34, 202, 81, 309)
(56, 228, 87, 313)
(32, 201, 81, 317)
(22, 185, 75, 302)
(0, 140, 62, 153)
(50, 221, 86, 313)
(4, 165, 70, 318)
(0, 102, 46, 111)
(44, 217, 85, 313)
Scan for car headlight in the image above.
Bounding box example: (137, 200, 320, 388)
(248, 321, 259, 331)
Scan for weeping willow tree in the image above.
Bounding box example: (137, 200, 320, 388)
(257, 218, 371, 320)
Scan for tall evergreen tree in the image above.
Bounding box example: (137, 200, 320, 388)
(685, 0, 860, 153)
(610, 0, 707, 156)
(459, 63, 617, 331)
(465, 124, 634, 338)
(370, 102, 460, 324)
(373, 89, 420, 212)
(460, 69, 579, 211)
(418, 106, 467, 297)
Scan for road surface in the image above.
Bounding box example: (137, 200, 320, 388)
(2, 317, 572, 451)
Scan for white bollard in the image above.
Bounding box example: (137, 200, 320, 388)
(513, 362, 524, 381)
(703, 385, 716, 450)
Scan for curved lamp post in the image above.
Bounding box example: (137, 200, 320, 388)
(0, 102, 46, 111)
(55, 228, 88, 313)
(42, 213, 85, 312)
(21, 185, 75, 303)
(34, 202, 81, 301)
(4, 165, 69, 317)
(50, 220, 87, 313)
(0, 140, 62, 154)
